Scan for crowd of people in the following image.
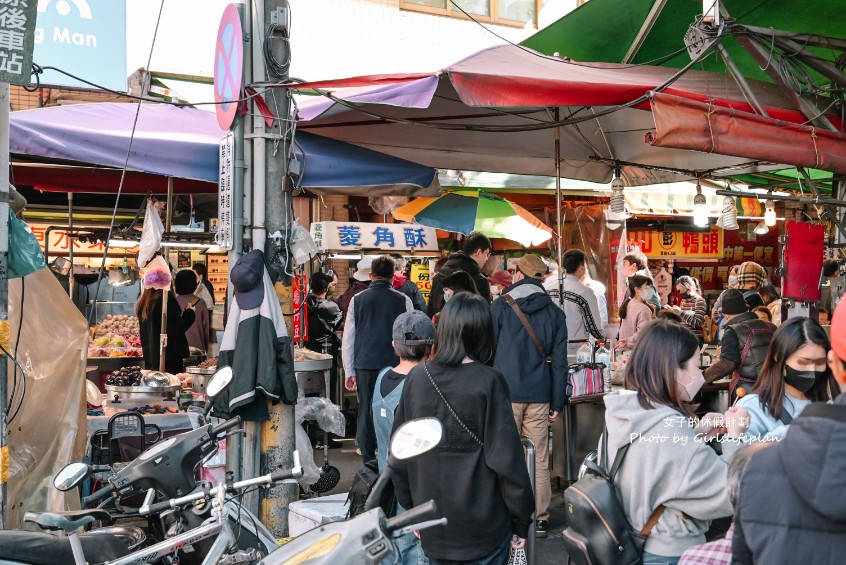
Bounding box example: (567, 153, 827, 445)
(297, 236, 845, 564)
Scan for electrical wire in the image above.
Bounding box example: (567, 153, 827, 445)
(447, 0, 717, 70)
(85, 0, 167, 327)
(6, 278, 26, 424)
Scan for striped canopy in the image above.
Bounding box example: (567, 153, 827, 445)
(393, 189, 552, 247)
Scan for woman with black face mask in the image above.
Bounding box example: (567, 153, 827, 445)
(735, 316, 840, 444)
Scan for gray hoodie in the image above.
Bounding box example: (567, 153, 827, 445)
(602, 390, 733, 557)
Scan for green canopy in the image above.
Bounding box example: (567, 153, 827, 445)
(523, 0, 846, 85)
(523, 0, 845, 194)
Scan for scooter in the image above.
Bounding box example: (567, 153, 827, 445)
(0, 450, 303, 565)
(77, 367, 279, 560)
(0, 367, 276, 564)
(259, 416, 448, 564)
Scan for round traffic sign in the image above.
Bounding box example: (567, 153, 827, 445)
(214, 4, 244, 130)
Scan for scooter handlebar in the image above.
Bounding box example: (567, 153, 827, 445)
(81, 482, 116, 507)
(384, 500, 439, 533)
(145, 499, 175, 515)
(212, 416, 242, 436)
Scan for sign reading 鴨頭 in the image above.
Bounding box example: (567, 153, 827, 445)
(310, 222, 438, 253)
(629, 226, 724, 260)
(32, 0, 126, 90)
(410, 263, 430, 302)
(0, 0, 39, 85)
(216, 133, 234, 251)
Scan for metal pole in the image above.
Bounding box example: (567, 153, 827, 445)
(260, 0, 296, 537)
(0, 82, 10, 529)
(236, 0, 268, 515)
(159, 179, 174, 373)
(68, 193, 74, 298)
(554, 110, 563, 306)
(226, 0, 250, 491)
(520, 436, 537, 565)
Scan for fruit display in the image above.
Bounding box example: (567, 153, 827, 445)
(105, 366, 144, 387)
(94, 315, 140, 337)
(89, 315, 142, 358)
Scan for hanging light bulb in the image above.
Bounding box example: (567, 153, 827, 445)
(609, 169, 626, 214)
(764, 200, 776, 227)
(715, 195, 739, 230)
(692, 182, 709, 227)
(754, 221, 769, 235)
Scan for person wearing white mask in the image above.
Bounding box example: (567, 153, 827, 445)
(598, 320, 749, 564)
(615, 275, 654, 352)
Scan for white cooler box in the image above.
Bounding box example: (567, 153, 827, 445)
(288, 494, 350, 536)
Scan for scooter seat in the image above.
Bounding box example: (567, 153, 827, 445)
(24, 509, 111, 532)
(0, 529, 132, 564)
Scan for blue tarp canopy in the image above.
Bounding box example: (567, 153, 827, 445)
(9, 102, 440, 196)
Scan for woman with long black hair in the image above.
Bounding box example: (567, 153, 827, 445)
(391, 292, 533, 565)
(137, 276, 195, 374)
(735, 316, 839, 443)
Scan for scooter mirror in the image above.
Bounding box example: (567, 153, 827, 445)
(390, 417, 444, 461)
(54, 463, 90, 491)
(206, 366, 233, 400)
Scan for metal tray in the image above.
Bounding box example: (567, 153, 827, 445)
(294, 358, 332, 372)
(105, 384, 182, 394)
(186, 366, 217, 375)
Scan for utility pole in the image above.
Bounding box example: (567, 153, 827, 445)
(0, 82, 10, 530)
(257, 0, 296, 537)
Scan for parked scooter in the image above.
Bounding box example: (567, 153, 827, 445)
(258, 416, 448, 564)
(77, 367, 279, 560)
(0, 367, 276, 564)
(0, 448, 303, 565)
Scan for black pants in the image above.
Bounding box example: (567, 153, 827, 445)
(355, 368, 380, 462)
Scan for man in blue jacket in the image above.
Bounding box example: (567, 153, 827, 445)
(491, 254, 568, 538)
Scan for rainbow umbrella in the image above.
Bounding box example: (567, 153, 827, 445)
(393, 189, 552, 247)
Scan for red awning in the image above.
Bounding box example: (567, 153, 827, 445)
(646, 93, 846, 176)
(11, 163, 217, 194)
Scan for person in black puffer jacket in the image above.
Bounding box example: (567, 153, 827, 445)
(704, 289, 775, 399)
(428, 232, 492, 317)
(732, 300, 846, 564)
(305, 272, 343, 403)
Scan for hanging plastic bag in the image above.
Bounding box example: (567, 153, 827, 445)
(295, 396, 346, 437)
(138, 200, 164, 268)
(295, 423, 320, 486)
(8, 210, 46, 279)
(141, 255, 172, 290)
(290, 220, 318, 266)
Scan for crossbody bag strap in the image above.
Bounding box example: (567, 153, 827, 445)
(639, 505, 667, 537)
(423, 362, 483, 448)
(503, 294, 549, 361)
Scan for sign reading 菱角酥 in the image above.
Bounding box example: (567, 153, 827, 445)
(310, 221, 438, 253)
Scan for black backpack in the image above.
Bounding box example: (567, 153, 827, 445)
(562, 434, 665, 565)
(345, 459, 397, 519)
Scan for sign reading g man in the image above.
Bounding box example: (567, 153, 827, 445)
(0, 0, 39, 85)
(32, 0, 126, 90)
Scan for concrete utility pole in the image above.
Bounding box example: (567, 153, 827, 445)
(257, 0, 297, 537)
(0, 82, 10, 529)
